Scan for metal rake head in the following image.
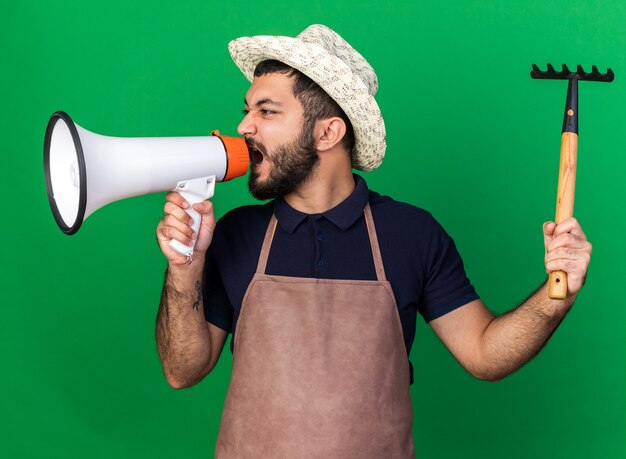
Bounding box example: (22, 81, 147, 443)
(531, 63, 614, 82)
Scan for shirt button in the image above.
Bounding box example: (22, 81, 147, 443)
(317, 259, 325, 268)
(316, 232, 325, 241)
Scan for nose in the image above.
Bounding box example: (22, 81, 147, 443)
(237, 111, 256, 137)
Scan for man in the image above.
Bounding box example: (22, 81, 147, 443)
(155, 25, 591, 457)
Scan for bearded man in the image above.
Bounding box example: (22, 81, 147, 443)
(155, 25, 591, 457)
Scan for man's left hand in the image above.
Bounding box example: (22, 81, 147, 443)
(543, 218, 592, 298)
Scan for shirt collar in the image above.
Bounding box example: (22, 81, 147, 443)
(274, 174, 370, 234)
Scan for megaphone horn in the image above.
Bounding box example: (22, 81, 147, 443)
(43, 111, 249, 256)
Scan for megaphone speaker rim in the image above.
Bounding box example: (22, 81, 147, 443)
(43, 111, 87, 235)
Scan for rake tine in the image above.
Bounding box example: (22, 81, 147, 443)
(601, 67, 614, 81)
(531, 63, 572, 79)
(578, 65, 614, 82)
(531, 63, 615, 82)
(531, 63, 560, 79)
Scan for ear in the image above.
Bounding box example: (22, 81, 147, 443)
(315, 117, 347, 153)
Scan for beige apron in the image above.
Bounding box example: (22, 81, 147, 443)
(215, 204, 415, 458)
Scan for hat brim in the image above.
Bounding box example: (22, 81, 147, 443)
(229, 35, 385, 171)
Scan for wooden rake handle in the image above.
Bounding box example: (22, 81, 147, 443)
(549, 132, 578, 299)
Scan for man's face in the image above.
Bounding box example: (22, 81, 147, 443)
(238, 72, 319, 200)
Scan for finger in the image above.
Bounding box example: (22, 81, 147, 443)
(547, 232, 591, 252)
(164, 201, 193, 224)
(553, 217, 587, 239)
(158, 224, 195, 247)
(165, 192, 189, 209)
(545, 246, 591, 264)
(545, 258, 589, 275)
(163, 214, 195, 239)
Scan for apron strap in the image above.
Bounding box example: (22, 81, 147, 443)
(363, 203, 387, 282)
(256, 214, 278, 274)
(256, 203, 387, 281)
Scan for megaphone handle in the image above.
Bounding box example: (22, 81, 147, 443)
(168, 176, 216, 257)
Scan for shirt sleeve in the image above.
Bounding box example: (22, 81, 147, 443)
(419, 216, 479, 322)
(203, 238, 234, 333)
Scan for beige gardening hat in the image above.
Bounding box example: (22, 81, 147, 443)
(228, 24, 386, 171)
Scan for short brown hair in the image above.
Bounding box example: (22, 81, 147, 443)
(254, 59, 355, 153)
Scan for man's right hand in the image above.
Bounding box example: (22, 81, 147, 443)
(155, 192, 226, 389)
(156, 192, 217, 266)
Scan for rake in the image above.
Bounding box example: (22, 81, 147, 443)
(531, 64, 614, 299)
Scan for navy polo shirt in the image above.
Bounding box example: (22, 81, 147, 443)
(203, 175, 479, 383)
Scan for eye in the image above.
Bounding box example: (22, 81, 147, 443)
(260, 109, 276, 116)
(241, 108, 249, 116)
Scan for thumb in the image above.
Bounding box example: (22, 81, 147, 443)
(543, 221, 556, 252)
(193, 200, 214, 216)
(189, 200, 216, 254)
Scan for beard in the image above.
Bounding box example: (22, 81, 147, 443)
(247, 123, 320, 201)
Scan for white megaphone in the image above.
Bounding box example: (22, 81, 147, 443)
(44, 111, 249, 256)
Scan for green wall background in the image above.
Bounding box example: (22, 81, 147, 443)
(2, 1, 625, 457)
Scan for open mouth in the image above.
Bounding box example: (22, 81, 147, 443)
(247, 142, 265, 168)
